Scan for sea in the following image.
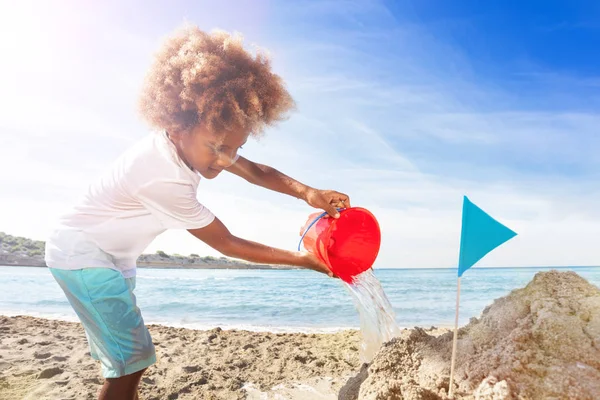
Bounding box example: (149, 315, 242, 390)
(0, 266, 598, 332)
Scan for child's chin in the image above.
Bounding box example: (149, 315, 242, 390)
(200, 168, 222, 179)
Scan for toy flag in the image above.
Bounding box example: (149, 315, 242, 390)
(458, 196, 517, 277)
(449, 196, 517, 398)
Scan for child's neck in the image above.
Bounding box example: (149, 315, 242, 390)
(165, 131, 194, 172)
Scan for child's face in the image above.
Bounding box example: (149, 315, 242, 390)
(170, 125, 248, 179)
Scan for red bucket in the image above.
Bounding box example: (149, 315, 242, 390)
(298, 207, 381, 283)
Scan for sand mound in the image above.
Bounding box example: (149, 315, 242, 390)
(340, 270, 600, 400)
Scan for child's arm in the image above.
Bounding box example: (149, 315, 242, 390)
(188, 217, 335, 277)
(226, 156, 351, 218)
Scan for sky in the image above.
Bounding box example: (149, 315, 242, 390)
(0, 0, 599, 269)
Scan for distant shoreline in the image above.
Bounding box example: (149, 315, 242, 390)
(0, 264, 299, 270)
(0, 231, 300, 270)
(0, 260, 299, 270)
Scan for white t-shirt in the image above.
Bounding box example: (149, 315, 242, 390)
(45, 131, 218, 278)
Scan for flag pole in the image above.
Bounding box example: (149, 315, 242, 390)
(448, 276, 461, 398)
(448, 196, 517, 398)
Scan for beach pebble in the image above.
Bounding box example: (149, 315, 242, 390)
(207, 333, 218, 342)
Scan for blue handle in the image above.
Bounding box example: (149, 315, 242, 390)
(297, 208, 344, 251)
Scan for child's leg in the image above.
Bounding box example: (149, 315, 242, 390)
(99, 368, 146, 400)
(49, 268, 156, 395)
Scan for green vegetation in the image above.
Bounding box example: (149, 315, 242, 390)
(156, 250, 169, 258)
(0, 232, 229, 264)
(0, 232, 45, 257)
(0, 232, 288, 269)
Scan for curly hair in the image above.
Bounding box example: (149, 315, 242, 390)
(138, 25, 295, 136)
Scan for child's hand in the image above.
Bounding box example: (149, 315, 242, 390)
(305, 189, 351, 219)
(300, 252, 337, 278)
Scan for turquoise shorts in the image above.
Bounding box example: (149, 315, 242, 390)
(49, 268, 156, 378)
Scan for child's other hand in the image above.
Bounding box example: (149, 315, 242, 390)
(300, 252, 337, 278)
(305, 189, 351, 219)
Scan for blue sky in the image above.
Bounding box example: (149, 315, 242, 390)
(1, 0, 598, 268)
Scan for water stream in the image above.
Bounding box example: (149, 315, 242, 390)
(344, 269, 400, 363)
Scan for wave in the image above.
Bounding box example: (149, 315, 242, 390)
(0, 309, 80, 323)
(136, 275, 266, 283)
(0, 308, 358, 333)
(142, 319, 360, 333)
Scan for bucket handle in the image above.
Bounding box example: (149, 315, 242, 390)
(297, 208, 344, 251)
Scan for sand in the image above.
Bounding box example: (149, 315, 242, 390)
(0, 318, 448, 400)
(0, 315, 445, 399)
(341, 270, 600, 400)
(0, 316, 363, 400)
(0, 316, 370, 400)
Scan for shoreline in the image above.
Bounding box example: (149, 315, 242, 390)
(0, 262, 300, 270)
(2, 263, 598, 270)
(0, 312, 453, 334)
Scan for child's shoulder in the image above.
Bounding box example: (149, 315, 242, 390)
(119, 131, 172, 166)
(115, 131, 193, 186)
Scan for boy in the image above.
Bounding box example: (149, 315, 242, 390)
(45, 25, 350, 399)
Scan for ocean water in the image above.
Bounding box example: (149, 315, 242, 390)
(0, 266, 598, 332)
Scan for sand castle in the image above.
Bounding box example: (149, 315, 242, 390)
(340, 270, 600, 400)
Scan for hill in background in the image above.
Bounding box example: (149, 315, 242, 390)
(0, 232, 294, 270)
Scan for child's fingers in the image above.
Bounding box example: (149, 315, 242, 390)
(342, 196, 351, 208)
(334, 192, 350, 208)
(334, 197, 350, 209)
(326, 204, 340, 218)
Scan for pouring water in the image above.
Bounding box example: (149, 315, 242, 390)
(344, 269, 400, 363)
(299, 207, 399, 363)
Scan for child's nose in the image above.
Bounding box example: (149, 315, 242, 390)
(215, 150, 238, 167)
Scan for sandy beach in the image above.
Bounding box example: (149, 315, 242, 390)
(0, 315, 449, 400)
(0, 315, 364, 400)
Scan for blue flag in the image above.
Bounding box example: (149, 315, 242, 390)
(458, 196, 517, 277)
